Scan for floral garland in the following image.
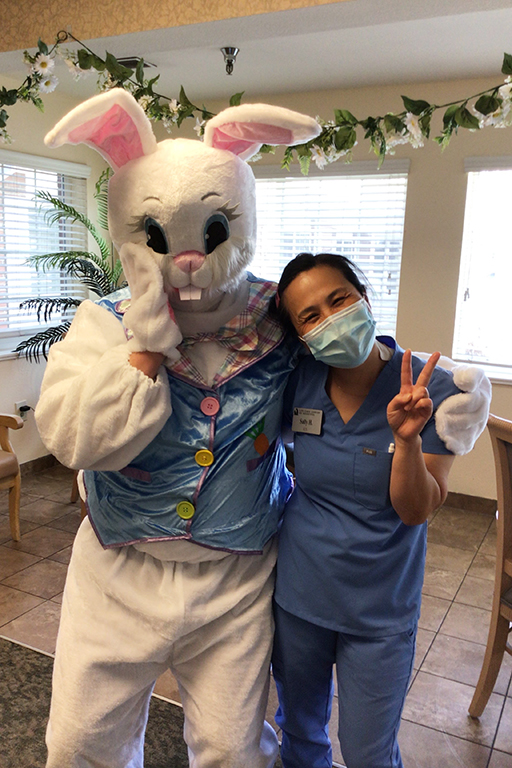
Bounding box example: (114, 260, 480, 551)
(1, 32, 512, 172)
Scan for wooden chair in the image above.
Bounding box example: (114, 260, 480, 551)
(469, 413, 512, 718)
(0, 413, 24, 541)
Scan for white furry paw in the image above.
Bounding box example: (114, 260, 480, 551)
(121, 242, 182, 357)
(435, 364, 492, 455)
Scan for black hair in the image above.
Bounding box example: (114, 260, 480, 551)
(269, 252, 371, 333)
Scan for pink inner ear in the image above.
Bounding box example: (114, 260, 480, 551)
(211, 122, 294, 156)
(68, 104, 145, 168)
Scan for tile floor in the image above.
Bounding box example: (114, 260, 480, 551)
(1, 465, 511, 767)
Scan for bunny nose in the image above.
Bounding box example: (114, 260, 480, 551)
(174, 251, 205, 273)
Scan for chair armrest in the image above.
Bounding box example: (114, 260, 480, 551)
(0, 413, 24, 430)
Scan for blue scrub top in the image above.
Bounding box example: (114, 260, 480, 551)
(274, 339, 460, 637)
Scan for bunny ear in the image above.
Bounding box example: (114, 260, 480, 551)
(44, 89, 158, 171)
(204, 103, 321, 161)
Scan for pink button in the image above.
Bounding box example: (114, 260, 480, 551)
(200, 397, 220, 416)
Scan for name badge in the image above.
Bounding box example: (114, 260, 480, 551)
(292, 407, 323, 435)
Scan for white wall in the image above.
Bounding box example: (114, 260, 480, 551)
(1, 73, 510, 498)
(0, 357, 47, 463)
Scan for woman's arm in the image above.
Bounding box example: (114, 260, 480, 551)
(390, 439, 454, 525)
(387, 349, 455, 526)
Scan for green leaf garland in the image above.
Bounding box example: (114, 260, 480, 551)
(1, 30, 511, 174)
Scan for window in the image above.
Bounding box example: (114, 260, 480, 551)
(0, 149, 90, 351)
(251, 160, 409, 336)
(453, 158, 512, 377)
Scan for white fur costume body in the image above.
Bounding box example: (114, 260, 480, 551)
(35, 90, 490, 767)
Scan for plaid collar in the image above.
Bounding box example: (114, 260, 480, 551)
(169, 274, 284, 388)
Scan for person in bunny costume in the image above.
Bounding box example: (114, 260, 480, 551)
(35, 89, 490, 768)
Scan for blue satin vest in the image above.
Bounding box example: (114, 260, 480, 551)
(83, 282, 298, 552)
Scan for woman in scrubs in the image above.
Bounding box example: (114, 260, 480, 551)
(271, 252, 458, 768)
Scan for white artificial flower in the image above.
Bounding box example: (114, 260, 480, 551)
(493, 101, 512, 128)
(161, 100, 180, 132)
(138, 95, 152, 112)
(499, 99, 511, 116)
(471, 103, 494, 128)
(63, 58, 93, 81)
(33, 53, 55, 75)
(311, 145, 328, 169)
(385, 133, 409, 150)
(193, 118, 206, 138)
(98, 71, 116, 91)
(472, 80, 512, 128)
(404, 113, 424, 148)
(57, 46, 74, 61)
(477, 114, 495, 128)
(498, 83, 512, 102)
(473, 99, 511, 129)
(162, 116, 174, 133)
(63, 58, 79, 78)
(0, 128, 12, 145)
(39, 75, 59, 93)
(325, 143, 355, 164)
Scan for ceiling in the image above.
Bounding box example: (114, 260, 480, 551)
(2, 0, 512, 104)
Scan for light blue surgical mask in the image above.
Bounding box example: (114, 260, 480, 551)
(300, 299, 376, 368)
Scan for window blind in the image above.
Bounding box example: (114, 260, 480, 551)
(251, 165, 409, 337)
(0, 152, 90, 340)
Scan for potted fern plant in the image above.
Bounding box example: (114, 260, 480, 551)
(14, 169, 124, 361)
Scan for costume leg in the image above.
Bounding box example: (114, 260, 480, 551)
(272, 603, 336, 768)
(171, 545, 279, 768)
(46, 519, 176, 768)
(335, 627, 416, 768)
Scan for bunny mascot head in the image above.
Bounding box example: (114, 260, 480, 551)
(45, 89, 320, 305)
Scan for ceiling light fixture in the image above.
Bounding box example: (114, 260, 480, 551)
(220, 47, 239, 76)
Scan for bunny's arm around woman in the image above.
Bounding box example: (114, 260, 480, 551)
(35, 299, 172, 471)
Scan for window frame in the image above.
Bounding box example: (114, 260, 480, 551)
(452, 156, 512, 384)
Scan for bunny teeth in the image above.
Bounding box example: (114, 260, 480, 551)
(179, 286, 203, 301)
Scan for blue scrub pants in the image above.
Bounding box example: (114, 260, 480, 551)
(272, 603, 416, 768)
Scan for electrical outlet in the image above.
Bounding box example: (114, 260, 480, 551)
(15, 400, 28, 421)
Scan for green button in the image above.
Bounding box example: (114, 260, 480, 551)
(176, 501, 195, 520)
(195, 449, 214, 467)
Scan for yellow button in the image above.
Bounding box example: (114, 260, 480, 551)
(176, 501, 195, 519)
(195, 449, 214, 467)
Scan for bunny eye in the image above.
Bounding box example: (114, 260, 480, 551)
(145, 218, 169, 254)
(204, 213, 229, 255)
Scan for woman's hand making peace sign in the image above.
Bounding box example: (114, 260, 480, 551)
(387, 349, 441, 443)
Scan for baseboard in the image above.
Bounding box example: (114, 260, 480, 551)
(20, 454, 59, 476)
(445, 491, 496, 515)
